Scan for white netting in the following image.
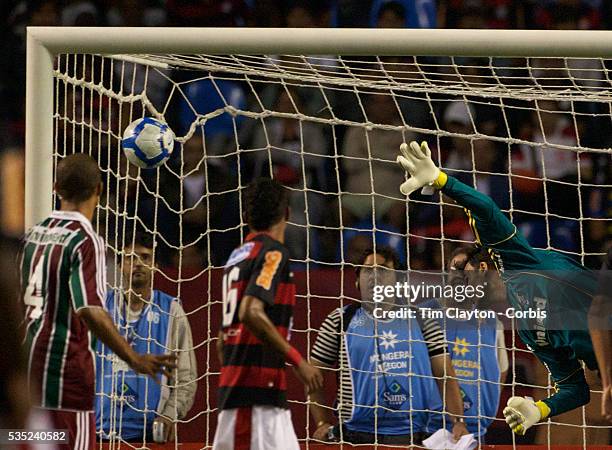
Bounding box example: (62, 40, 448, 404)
(51, 52, 611, 447)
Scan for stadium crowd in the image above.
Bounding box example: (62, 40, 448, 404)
(0, 0, 610, 270)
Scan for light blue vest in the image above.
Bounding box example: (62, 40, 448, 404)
(427, 316, 500, 437)
(343, 307, 437, 435)
(96, 290, 174, 440)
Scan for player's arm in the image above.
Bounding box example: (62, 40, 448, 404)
(417, 314, 468, 439)
(396, 141, 539, 268)
(242, 246, 322, 392)
(308, 358, 335, 441)
(238, 295, 322, 393)
(308, 308, 343, 441)
(430, 355, 469, 439)
(78, 307, 175, 379)
(497, 321, 509, 383)
(70, 237, 175, 380)
(503, 343, 589, 435)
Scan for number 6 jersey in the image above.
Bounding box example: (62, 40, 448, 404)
(20, 211, 106, 411)
(219, 232, 295, 410)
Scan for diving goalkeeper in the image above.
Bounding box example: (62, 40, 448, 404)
(396, 141, 606, 435)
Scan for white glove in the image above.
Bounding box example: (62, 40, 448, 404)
(503, 396, 543, 435)
(396, 141, 441, 196)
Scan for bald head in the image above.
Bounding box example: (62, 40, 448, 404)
(55, 154, 101, 204)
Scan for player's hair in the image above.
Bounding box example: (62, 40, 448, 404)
(355, 246, 401, 277)
(55, 154, 101, 203)
(244, 178, 289, 231)
(466, 246, 495, 269)
(448, 245, 475, 269)
(124, 231, 154, 250)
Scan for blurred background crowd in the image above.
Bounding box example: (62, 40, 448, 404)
(0, 0, 610, 272)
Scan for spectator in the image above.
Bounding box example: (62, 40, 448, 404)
(309, 247, 469, 445)
(166, 0, 250, 27)
(177, 76, 246, 157)
(443, 100, 477, 179)
(341, 93, 414, 227)
(441, 101, 509, 206)
(513, 100, 586, 250)
(425, 246, 509, 441)
(531, 4, 604, 89)
(60, 0, 101, 26)
(438, 0, 525, 29)
(249, 88, 329, 260)
(96, 232, 197, 442)
(107, 0, 167, 26)
(285, 2, 338, 72)
(330, 0, 373, 27)
(374, 1, 406, 27)
(529, 1, 601, 30)
(245, 0, 284, 27)
(160, 132, 241, 267)
(369, 0, 437, 28)
(287, 0, 330, 27)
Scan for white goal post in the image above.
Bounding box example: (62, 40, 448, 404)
(25, 26, 612, 228)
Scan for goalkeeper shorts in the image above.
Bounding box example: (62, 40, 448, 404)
(212, 405, 299, 450)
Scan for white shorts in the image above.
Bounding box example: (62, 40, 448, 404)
(212, 405, 299, 450)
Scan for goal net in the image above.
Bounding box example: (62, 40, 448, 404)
(34, 28, 611, 448)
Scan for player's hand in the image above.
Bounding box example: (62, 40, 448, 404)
(602, 384, 612, 422)
(396, 141, 441, 196)
(295, 360, 324, 393)
(452, 420, 469, 441)
(503, 396, 543, 435)
(153, 415, 175, 443)
(130, 353, 177, 381)
(313, 422, 333, 441)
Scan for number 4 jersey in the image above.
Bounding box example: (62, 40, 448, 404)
(219, 232, 295, 410)
(20, 211, 106, 411)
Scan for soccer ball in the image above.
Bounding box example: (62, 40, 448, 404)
(121, 117, 175, 169)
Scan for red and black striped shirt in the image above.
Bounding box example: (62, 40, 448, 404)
(218, 232, 295, 410)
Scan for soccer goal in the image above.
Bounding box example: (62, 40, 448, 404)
(26, 27, 611, 448)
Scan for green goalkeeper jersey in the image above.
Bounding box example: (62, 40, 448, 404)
(441, 175, 597, 417)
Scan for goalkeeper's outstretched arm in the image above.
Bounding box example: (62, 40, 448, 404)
(396, 141, 540, 270)
(503, 344, 590, 435)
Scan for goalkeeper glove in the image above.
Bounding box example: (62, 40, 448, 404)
(503, 396, 551, 435)
(396, 141, 447, 196)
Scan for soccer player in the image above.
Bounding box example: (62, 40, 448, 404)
(212, 178, 323, 450)
(426, 246, 508, 440)
(396, 140, 601, 435)
(96, 232, 197, 442)
(20, 154, 176, 449)
(309, 247, 469, 445)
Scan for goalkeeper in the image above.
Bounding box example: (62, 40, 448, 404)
(396, 141, 602, 435)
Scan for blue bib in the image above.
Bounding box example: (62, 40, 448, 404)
(343, 307, 437, 435)
(96, 290, 174, 440)
(427, 316, 500, 437)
